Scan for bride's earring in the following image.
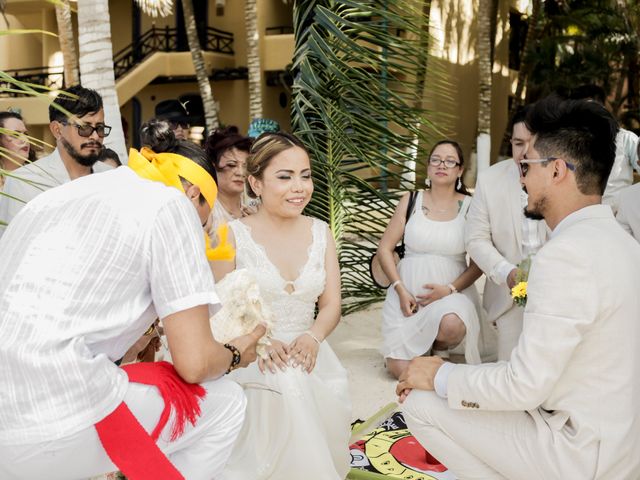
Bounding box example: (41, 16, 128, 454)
(425, 177, 431, 188)
(457, 177, 462, 190)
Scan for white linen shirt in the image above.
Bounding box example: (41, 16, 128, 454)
(0, 167, 219, 445)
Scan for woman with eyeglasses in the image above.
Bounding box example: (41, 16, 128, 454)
(378, 140, 484, 379)
(0, 111, 36, 190)
(204, 126, 256, 240)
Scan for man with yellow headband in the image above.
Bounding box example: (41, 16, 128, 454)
(0, 146, 264, 479)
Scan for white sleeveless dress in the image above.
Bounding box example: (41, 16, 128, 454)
(381, 192, 482, 364)
(222, 218, 352, 480)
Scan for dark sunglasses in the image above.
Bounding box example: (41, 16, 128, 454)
(62, 121, 111, 138)
(519, 157, 576, 177)
(170, 120, 190, 130)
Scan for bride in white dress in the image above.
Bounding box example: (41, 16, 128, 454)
(213, 132, 351, 479)
(377, 140, 484, 379)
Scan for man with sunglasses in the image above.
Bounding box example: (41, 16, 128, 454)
(0, 85, 112, 235)
(398, 95, 640, 479)
(465, 105, 549, 361)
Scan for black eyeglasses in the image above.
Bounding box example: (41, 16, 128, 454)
(62, 121, 111, 138)
(429, 156, 460, 169)
(519, 157, 576, 177)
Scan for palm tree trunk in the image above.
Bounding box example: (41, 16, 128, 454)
(475, 0, 492, 178)
(245, 0, 263, 121)
(55, 0, 79, 87)
(77, 0, 127, 162)
(181, 0, 219, 132)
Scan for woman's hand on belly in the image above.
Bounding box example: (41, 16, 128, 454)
(416, 283, 451, 307)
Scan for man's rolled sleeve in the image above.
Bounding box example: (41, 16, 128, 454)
(149, 195, 220, 319)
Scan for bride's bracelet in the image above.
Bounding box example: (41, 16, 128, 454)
(304, 330, 322, 345)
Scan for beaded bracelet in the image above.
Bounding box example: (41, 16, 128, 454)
(304, 330, 322, 345)
(223, 343, 241, 374)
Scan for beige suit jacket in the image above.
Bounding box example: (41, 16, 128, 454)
(450, 205, 640, 479)
(615, 183, 640, 242)
(465, 159, 548, 322)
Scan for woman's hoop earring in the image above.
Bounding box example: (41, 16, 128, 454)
(424, 177, 431, 188)
(457, 177, 462, 190)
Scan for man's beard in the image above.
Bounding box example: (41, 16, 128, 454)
(524, 196, 546, 220)
(61, 137, 102, 167)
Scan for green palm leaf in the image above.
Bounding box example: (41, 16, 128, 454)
(292, 0, 445, 313)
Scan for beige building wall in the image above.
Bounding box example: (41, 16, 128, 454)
(2, 0, 520, 162)
(424, 0, 512, 172)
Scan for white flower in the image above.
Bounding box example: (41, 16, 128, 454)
(210, 268, 274, 357)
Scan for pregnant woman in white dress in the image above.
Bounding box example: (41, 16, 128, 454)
(377, 140, 484, 379)
(213, 132, 351, 479)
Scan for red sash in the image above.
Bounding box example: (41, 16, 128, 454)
(95, 361, 206, 480)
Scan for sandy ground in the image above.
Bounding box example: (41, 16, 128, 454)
(327, 304, 399, 422)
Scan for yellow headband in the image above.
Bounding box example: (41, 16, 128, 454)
(128, 147, 234, 262)
(128, 147, 218, 208)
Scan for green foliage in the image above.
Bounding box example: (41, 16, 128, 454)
(291, 0, 441, 313)
(525, 0, 639, 128)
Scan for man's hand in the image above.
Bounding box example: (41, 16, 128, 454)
(507, 268, 520, 289)
(228, 324, 267, 368)
(395, 356, 445, 403)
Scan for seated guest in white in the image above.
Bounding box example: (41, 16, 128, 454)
(0, 141, 265, 479)
(616, 141, 640, 242)
(0, 85, 112, 237)
(465, 106, 548, 360)
(379, 140, 485, 379)
(397, 96, 640, 480)
(213, 132, 351, 479)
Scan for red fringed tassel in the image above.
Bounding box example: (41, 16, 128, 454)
(123, 361, 206, 441)
(95, 361, 207, 480)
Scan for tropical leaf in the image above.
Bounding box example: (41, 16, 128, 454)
(292, 0, 445, 313)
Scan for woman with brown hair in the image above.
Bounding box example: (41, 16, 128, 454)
(213, 132, 351, 479)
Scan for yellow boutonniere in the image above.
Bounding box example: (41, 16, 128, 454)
(511, 281, 527, 307)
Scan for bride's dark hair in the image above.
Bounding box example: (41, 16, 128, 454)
(245, 132, 308, 198)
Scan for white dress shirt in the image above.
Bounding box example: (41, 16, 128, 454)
(489, 190, 544, 284)
(0, 167, 219, 445)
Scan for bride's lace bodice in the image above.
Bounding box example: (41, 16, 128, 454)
(230, 218, 327, 333)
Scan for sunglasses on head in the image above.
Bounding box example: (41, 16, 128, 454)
(61, 121, 111, 138)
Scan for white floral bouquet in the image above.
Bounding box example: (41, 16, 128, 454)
(210, 268, 274, 357)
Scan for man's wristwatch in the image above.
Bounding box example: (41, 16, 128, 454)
(223, 343, 241, 374)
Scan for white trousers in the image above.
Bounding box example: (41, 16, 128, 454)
(495, 306, 524, 361)
(0, 377, 246, 480)
(402, 390, 599, 480)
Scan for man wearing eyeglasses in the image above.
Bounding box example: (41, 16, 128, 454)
(398, 96, 640, 479)
(465, 105, 549, 361)
(0, 85, 112, 236)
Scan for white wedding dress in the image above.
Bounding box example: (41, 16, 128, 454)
(222, 218, 352, 480)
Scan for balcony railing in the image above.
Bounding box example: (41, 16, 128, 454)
(1, 26, 234, 97)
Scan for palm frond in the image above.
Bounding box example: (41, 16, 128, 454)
(292, 0, 445, 313)
(134, 0, 173, 18)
